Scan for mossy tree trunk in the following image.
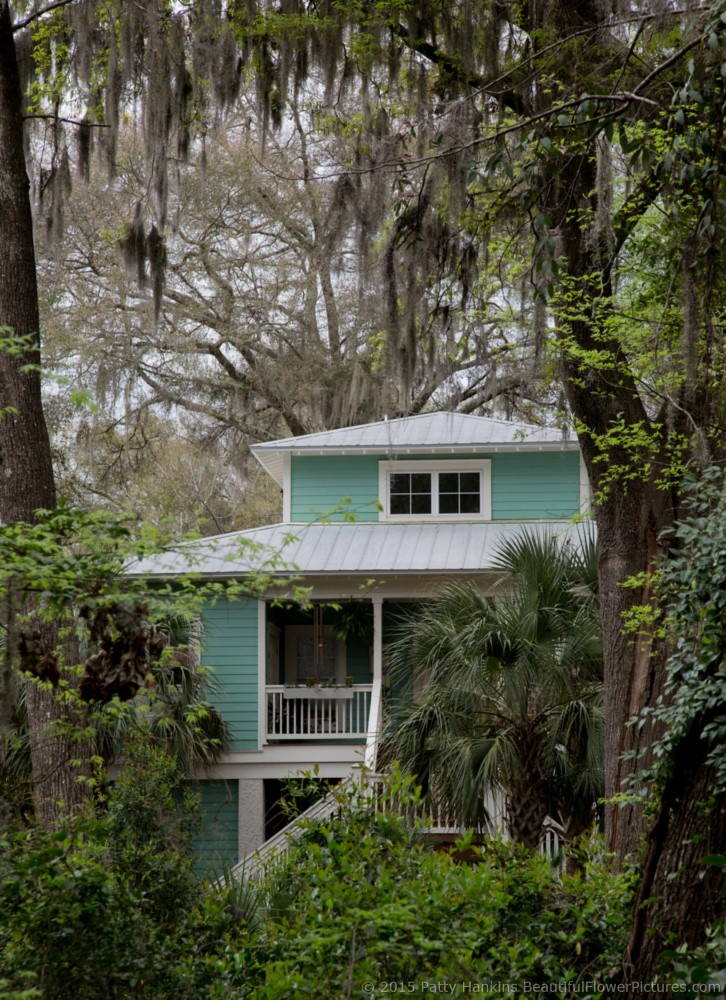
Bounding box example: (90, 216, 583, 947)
(0, 2, 90, 826)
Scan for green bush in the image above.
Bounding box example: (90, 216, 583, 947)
(0, 739, 209, 999)
(233, 776, 634, 998)
(0, 768, 635, 998)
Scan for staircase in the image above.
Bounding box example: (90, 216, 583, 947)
(228, 778, 350, 882)
(227, 774, 563, 884)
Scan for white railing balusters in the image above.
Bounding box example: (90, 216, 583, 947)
(265, 685, 373, 740)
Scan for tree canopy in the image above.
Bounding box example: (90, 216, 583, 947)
(2, 0, 726, 982)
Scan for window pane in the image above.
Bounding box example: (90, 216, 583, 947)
(460, 493, 481, 514)
(439, 493, 459, 514)
(411, 493, 432, 514)
(411, 473, 432, 493)
(439, 471, 458, 492)
(460, 472, 480, 492)
(390, 473, 410, 494)
(390, 494, 411, 515)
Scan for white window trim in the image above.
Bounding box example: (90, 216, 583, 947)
(283, 625, 346, 684)
(378, 459, 492, 522)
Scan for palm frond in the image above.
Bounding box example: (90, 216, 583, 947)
(382, 529, 604, 846)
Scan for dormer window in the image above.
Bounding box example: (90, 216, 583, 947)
(379, 460, 491, 521)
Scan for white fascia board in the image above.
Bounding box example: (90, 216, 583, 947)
(205, 746, 364, 779)
(257, 600, 266, 748)
(258, 443, 580, 456)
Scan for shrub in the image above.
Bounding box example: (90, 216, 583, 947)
(235, 776, 634, 998)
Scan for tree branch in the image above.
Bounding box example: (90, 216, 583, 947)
(23, 114, 111, 127)
(13, 0, 75, 32)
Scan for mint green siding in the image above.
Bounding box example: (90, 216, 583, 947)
(202, 597, 258, 749)
(192, 779, 238, 877)
(291, 456, 380, 521)
(491, 452, 580, 519)
(291, 451, 580, 521)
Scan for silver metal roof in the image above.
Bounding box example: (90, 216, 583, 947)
(252, 412, 578, 484)
(129, 520, 583, 579)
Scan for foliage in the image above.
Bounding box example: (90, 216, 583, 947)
(381, 530, 603, 848)
(228, 774, 633, 997)
(664, 917, 726, 993)
(0, 765, 636, 999)
(0, 740, 201, 999)
(640, 468, 726, 792)
(0, 503, 307, 822)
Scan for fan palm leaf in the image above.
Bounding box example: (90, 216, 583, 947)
(382, 528, 602, 848)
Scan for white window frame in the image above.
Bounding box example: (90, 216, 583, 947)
(378, 459, 492, 521)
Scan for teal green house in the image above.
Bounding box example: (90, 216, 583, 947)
(134, 412, 588, 872)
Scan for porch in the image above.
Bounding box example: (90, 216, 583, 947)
(265, 683, 373, 739)
(262, 597, 398, 753)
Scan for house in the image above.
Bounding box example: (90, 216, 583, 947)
(131, 412, 588, 873)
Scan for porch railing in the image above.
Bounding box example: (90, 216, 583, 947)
(228, 772, 562, 884)
(266, 684, 372, 740)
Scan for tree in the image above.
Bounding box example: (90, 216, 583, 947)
(37, 106, 539, 466)
(625, 470, 726, 975)
(3, 0, 726, 973)
(382, 530, 603, 850)
(0, 610, 232, 820)
(224, 1, 726, 974)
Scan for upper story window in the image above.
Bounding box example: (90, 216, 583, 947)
(379, 460, 492, 521)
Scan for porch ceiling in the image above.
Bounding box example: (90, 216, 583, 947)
(128, 520, 588, 579)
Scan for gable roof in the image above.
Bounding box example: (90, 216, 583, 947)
(128, 520, 584, 579)
(252, 412, 578, 484)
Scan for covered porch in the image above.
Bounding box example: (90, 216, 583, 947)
(262, 597, 388, 752)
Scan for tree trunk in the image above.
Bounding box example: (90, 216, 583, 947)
(554, 149, 726, 974)
(0, 3, 56, 521)
(0, 4, 89, 825)
(626, 730, 726, 982)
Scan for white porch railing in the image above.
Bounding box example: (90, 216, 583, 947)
(228, 782, 346, 882)
(266, 684, 372, 740)
(368, 779, 508, 835)
(228, 772, 562, 884)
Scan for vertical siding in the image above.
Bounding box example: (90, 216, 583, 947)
(291, 456, 380, 521)
(491, 451, 580, 519)
(191, 779, 239, 877)
(201, 596, 258, 749)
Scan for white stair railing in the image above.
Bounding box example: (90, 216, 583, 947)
(227, 772, 563, 886)
(228, 780, 349, 882)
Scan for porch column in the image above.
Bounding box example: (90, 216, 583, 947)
(238, 779, 265, 861)
(364, 596, 384, 771)
(257, 599, 266, 747)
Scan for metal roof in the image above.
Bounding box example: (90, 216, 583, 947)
(129, 520, 584, 579)
(252, 412, 578, 484)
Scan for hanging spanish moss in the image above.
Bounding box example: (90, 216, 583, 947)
(119, 201, 147, 289)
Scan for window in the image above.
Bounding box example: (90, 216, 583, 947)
(284, 625, 346, 684)
(379, 460, 491, 521)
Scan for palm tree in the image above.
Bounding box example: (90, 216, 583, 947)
(93, 612, 231, 775)
(381, 529, 603, 851)
(0, 613, 230, 818)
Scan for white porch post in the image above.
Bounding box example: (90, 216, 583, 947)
(257, 599, 267, 747)
(364, 596, 383, 772)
